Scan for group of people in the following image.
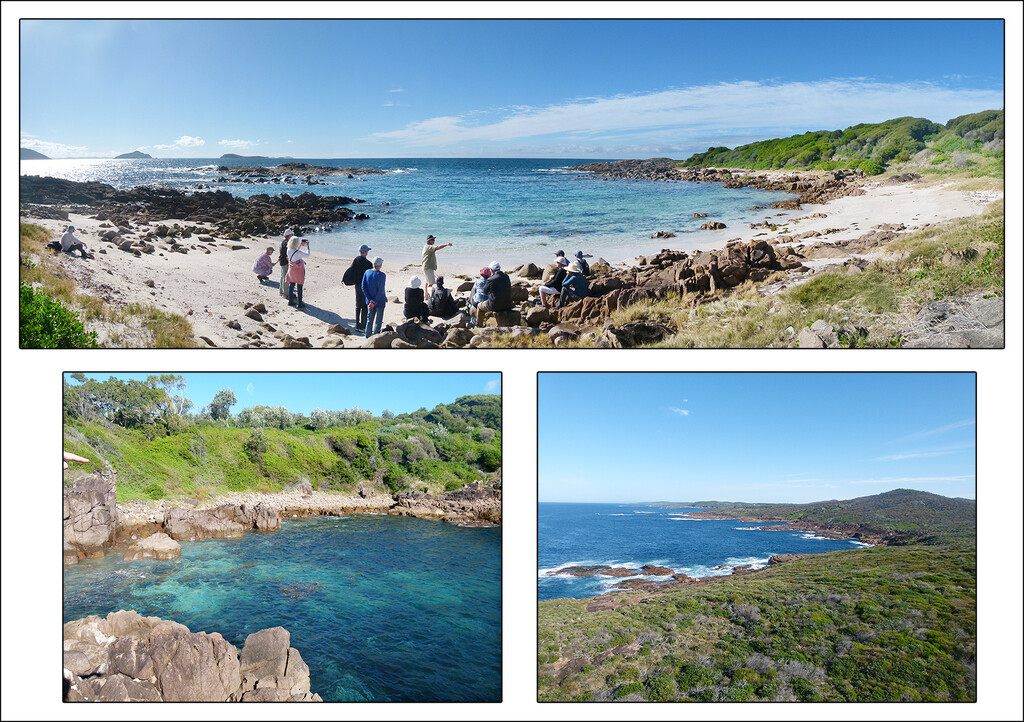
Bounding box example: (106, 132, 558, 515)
(251, 229, 591, 338)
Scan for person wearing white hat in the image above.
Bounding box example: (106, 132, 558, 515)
(403, 275, 430, 323)
(557, 260, 589, 308)
(278, 228, 296, 296)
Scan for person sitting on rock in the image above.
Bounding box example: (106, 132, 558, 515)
(56, 225, 88, 258)
(475, 261, 512, 326)
(252, 246, 275, 283)
(428, 275, 459, 319)
(574, 250, 591, 276)
(403, 276, 430, 324)
(557, 260, 588, 308)
(469, 266, 491, 314)
(538, 256, 568, 309)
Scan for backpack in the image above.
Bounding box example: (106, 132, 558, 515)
(342, 263, 358, 286)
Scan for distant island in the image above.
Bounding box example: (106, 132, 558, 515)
(20, 147, 50, 160)
(221, 153, 270, 159)
(114, 150, 152, 159)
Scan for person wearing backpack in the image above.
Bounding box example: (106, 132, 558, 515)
(428, 275, 459, 319)
(278, 228, 296, 296)
(343, 244, 373, 331)
(574, 250, 591, 276)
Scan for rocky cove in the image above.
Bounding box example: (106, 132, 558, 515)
(64, 470, 501, 566)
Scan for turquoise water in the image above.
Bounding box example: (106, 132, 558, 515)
(63, 516, 501, 702)
(22, 157, 795, 259)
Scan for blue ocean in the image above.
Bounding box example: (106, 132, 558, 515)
(538, 503, 870, 601)
(63, 516, 501, 702)
(21, 157, 795, 260)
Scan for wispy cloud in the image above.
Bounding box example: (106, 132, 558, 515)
(388, 87, 404, 93)
(219, 138, 261, 150)
(668, 407, 690, 416)
(484, 379, 499, 392)
(366, 78, 1003, 149)
(848, 475, 974, 485)
(871, 443, 973, 462)
(20, 136, 89, 157)
(894, 419, 975, 443)
(154, 135, 206, 150)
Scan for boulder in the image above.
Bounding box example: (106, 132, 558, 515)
(163, 505, 247, 541)
(239, 627, 290, 679)
(700, 221, 727, 230)
(63, 471, 119, 562)
(396, 320, 443, 346)
(123, 532, 182, 561)
(151, 631, 242, 701)
(517, 262, 543, 279)
(598, 321, 674, 348)
(483, 309, 522, 327)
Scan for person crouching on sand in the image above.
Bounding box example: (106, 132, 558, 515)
(252, 246, 275, 283)
(278, 228, 296, 296)
(285, 236, 310, 309)
(421, 234, 452, 296)
(404, 276, 430, 324)
(361, 256, 387, 337)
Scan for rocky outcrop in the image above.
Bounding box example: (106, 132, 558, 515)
(550, 565, 639, 577)
(64, 471, 119, 564)
(900, 295, 1004, 348)
(391, 480, 501, 524)
(123, 532, 181, 561)
(63, 611, 321, 702)
(162, 502, 281, 542)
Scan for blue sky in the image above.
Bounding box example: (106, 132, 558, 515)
(19, 18, 1006, 159)
(539, 373, 976, 504)
(65, 372, 500, 417)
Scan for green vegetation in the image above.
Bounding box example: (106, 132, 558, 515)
(681, 110, 1003, 177)
(539, 542, 976, 702)
(19, 223, 197, 348)
(19, 281, 97, 348)
(63, 374, 501, 501)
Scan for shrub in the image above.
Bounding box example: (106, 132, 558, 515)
(19, 282, 97, 348)
(613, 682, 643, 699)
(142, 482, 166, 500)
(644, 672, 677, 701)
(243, 428, 269, 465)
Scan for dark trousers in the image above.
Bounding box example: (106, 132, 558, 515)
(287, 283, 304, 305)
(405, 302, 429, 324)
(355, 288, 368, 328)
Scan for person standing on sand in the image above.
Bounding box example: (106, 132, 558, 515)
(421, 234, 453, 296)
(285, 236, 311, 309)
(361, 256, 387, 337)
(252, 246, 275, 283)
(278, 229, 296, 296)
(343, 244, 374, 331)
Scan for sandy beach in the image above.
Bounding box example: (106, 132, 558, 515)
(22, 177, 1001, 348)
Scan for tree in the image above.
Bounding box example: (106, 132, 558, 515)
(209, 389, 237, 422)
(147, 374, 192, 417)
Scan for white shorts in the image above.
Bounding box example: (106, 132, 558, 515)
(423, 267, 436, 285)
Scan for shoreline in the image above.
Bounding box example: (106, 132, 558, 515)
(22, 169, 1001, 347)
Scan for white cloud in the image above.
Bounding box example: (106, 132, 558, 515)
(848, 475, 974, 485)
(484, 379, 499, 392)
(19, 136, 89, 158)
(154, 135, 206, 150)
(871, 443, 973, 461)
(668, 407, 690, 416)
(366, 78, 1003, 149)
(388, 88, 404, 93)
(219, 139, 261, 150)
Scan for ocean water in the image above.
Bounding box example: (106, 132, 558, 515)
(538, 503, 870, 601)
(21, 157, 795, 260)
(63, 516, 501, 702)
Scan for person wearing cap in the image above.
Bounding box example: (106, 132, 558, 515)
(574, 250, 591, 276)
(285, 235, 311, 309)
(252, 246, 275, 283)
(403, 276, 430, 324)
(344, 243, 374, 330)
(361, 256, 387, 337)
(421, 234, 453, 297)
(278, 228, 296, 296)
(58, 225, 88, 258)
(538, 256, 569, 309)
(475, 261, 512, 326)
(469, 266, 492, 313)
(428, 275, 459, 319)
(557, 260, 589, 308)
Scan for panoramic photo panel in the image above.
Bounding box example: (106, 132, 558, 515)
(62, 372, 502, 702)
(19, 19, 1003, 348)
(538, 372, 976, 702)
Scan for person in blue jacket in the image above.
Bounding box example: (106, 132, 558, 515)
(557, 260, 589, 308)
(361, 257, 387, 338)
